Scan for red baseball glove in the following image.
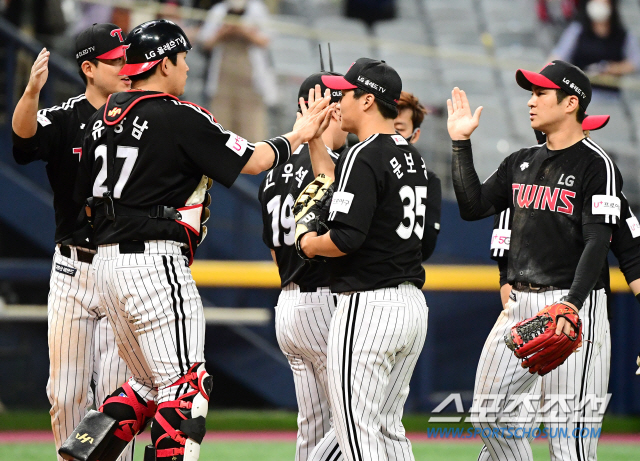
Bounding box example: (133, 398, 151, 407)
(505, 302, 582, 376)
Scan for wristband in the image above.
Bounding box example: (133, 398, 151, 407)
(560, 295, 582, 311)
(263, 136, 292, 169)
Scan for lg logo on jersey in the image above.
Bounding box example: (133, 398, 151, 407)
(558, 174, 575, 187)
(512, 184, 576, 215)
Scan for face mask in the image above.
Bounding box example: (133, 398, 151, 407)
(586, 1, 611, 22)
(404, 128, 419, 144)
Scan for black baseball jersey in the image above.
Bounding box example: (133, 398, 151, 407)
(492, 194, 640, 315)
(484, 138, 623, 289)
(258, 144, 340, 289)
(74, 91, 253, 246)
(327, 133, 429, 292)
(12, 94, 95, 244)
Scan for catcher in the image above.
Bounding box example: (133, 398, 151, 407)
(448, 60, 621, 461)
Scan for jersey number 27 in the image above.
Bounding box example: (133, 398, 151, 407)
(93, 144, 138, 198)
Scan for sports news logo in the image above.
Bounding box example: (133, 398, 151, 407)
(110, 28, 124, 42)
(75, 433, 94, 444)
(108, 107, 122, 117)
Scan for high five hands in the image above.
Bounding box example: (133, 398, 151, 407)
(447, 87, 483, 141)
(295, 85, 336, 141)
(27, 48, 50, 96)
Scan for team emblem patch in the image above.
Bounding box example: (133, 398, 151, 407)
(107, 107, 122, 117)
(520, 162, 529, 171)
(55, 263, 77, 277)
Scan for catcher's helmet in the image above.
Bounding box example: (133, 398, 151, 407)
(119, 19, 192, 76)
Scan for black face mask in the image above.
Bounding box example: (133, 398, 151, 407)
(403, 128, 419, 144)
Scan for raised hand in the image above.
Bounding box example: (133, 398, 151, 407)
(447, 87, 483, 141)
(27, 48, 50, 95)
(293, 85, 335, 143)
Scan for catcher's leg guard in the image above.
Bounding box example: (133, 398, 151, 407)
(58, 410, 118, 461)
(151, 363, 213, 461)
(59, 382, 157, 461)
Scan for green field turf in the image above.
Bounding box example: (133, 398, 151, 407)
(2, 410, 640, 432)
(1, 440, 638, 461)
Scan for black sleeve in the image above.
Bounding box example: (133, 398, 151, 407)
(12, 108, 65, 164)
(611, 199, 640, 284)
(173, 103, 254, 188)
(451, 140, 508, 220)
(329, 222, 367, 254)
(497, 256, 508, 287)
(562, 223, 612, 309)
(421, 226, 438, 261)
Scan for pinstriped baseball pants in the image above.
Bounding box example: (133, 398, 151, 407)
(311, 283, 428, 461)
(275, 282, 337, 461)
(473, 288, 610, 461)
(47, 246, 131, 461)
(93, 241, 205, 404)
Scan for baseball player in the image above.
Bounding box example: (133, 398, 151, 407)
(60, 19, 333, 461)
(394, 91, 441, 261)
(448, 60, 622, 461)
(258, 69, 346, 461)
(296, 58, 430, 461)
(11, 24, 132, 461)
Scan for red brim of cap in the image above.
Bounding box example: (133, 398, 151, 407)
(118, 60, 161, 76)
(97, 45, 129, 60)
(321, 75, 357, 90)
(582, 114, 610, 131)
(515, 69, 560, 91)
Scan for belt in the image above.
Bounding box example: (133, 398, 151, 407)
(119, 240, 146, 254)
(513, 282, 562, 293)
(60, 245, 94, 264)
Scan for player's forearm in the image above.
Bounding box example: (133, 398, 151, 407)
(12, 89, 40, 139)
(563, 223, 612, 309)
(628, 279, 640, 296)
(451, 140, 496, 220)
(308, 137, 335, 179)
(500, 283, 512, 307)
(300, 232, 346, 258)
(242, 137, 293, 174)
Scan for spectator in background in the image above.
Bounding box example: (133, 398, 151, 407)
(551, 0, 640, 95)
(346, 0, 396, 29)
(198, 0, 276, 141)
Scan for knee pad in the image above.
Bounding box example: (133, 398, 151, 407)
(151, 363, 213, 461)
(98, 382, 158, 460)
(58, 384, 156, 461)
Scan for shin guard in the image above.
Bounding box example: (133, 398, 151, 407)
(152, 364, 213, 461)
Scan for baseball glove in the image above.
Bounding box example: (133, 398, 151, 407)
(505, 302, 582, 376)
(294, 174, 334, 260)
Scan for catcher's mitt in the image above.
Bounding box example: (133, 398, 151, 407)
(294, 174, 334, 260)
(505, 302, 582, 376)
